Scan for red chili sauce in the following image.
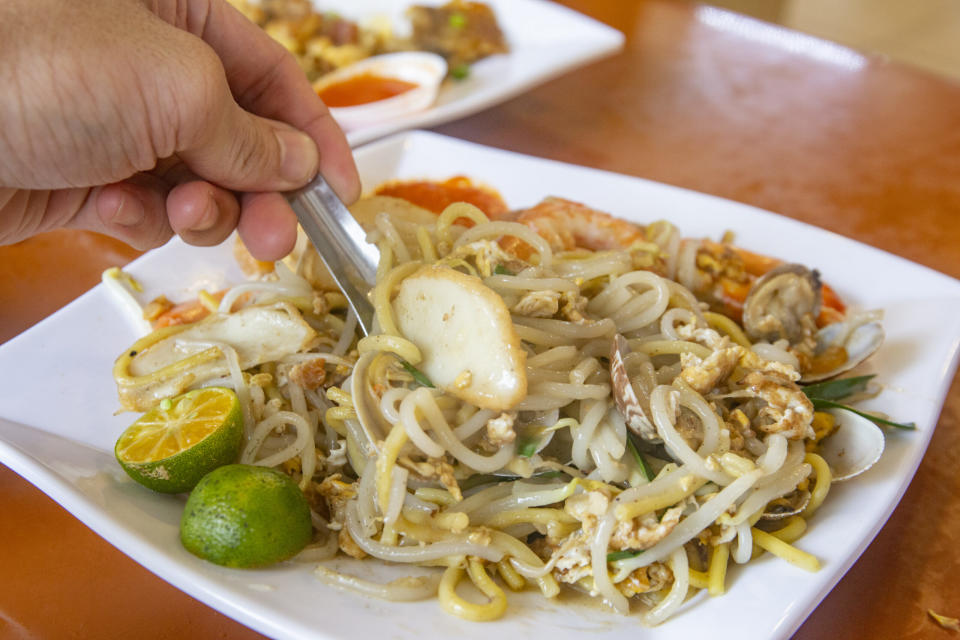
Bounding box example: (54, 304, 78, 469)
(318, 73, 418, 108)
(375, 176, 509, 220)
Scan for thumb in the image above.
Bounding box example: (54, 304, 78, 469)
(176, 84, 320, 192)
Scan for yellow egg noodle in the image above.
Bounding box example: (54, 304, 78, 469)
(111, 191, 900, 625)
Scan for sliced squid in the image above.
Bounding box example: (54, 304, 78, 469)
(113, 303, 317, 411)
(392, 265, 526, 410)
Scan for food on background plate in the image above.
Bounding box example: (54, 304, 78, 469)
(227, 0, 508, 83)
(109, 177, 911, 624)
(407, 1, 508, 76)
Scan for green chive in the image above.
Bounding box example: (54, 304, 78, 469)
(460, 470, 566, 492)
(493, 264, 514, 276)
(607, 549, 643, 562)
(626, 433, 654, 481)
(448, 12, 466, 28)
(810, 398, 916, 430)
(399, 359, 434, 388)
(517, 436, 539, 458)
(450, 63, 470, 80)
(802, 374, 875, 401)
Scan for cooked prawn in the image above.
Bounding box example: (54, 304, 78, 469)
(497, 197, 649, 259)
(151, 290, 226, 328)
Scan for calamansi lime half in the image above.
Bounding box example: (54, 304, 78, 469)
(180, 464, 312, 568)
(115, 387, 243, 494)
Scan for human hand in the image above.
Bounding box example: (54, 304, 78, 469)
(0, 0, 360, 260)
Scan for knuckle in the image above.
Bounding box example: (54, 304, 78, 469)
(226, 121, 273, 182)
(172, 42, 231, 148)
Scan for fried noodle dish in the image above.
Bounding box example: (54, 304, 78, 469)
(112, 179, 897, 624)
(227, 0, 508, 81)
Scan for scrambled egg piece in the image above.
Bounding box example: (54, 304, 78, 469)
(559, 291, 590, 323)
(512, 290, 561, 317)
(485, 412, 516, 446)
(445, 240, 524, 278)
(542, 490, 684, 590)
(399, 455, 463, 501)
(676, 324, 814, 440)
(679, 345, 740, 394)
(314, 475, 367, 559)
(741, 369, 815, 439)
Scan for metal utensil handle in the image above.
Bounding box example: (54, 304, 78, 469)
(288, 174, 379, 335)
(292, 175, 380, 283)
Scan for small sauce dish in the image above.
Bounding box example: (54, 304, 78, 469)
(314, 52, 448, 131)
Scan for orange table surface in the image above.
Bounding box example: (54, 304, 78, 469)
(2, 1, 960, 638)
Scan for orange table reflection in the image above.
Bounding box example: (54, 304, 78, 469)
(2, 1, 960, 638)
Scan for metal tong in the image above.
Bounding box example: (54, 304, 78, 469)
(286, 174, 380, 336)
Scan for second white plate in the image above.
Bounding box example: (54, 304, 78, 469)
(318, 0, 625, 146)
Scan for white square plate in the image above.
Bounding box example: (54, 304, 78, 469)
(2, 131, 959, 640)
(319, 0, 625, 146)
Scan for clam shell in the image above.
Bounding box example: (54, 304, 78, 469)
(609, 334, 659, 442)
(801, 315, 884, 383)
(761, 489, 812, 521)
(818, 409, 885, 482)
(314, 52, 447, 131)
(742, 263, 821, 345)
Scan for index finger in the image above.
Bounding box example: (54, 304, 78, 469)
(171, 0, 361, 203)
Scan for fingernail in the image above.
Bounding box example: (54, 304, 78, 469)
(276, 130, 319, 185)
(100, 189, 145, 227)
(190, 192, 218, 232)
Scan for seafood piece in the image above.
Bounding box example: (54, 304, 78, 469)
(802, 311, 885, 383)
(113, 303, 317, 411)
(688, 242, 846, 326)
(503, 197, 648, 258)
(742, 264, 822, 347)
(818, 409, 885, 481)
(761, 490, 811, 520)
(392, 265, 527, 410)
(609, 334, 659, 442)
(738, 261, 883, 383)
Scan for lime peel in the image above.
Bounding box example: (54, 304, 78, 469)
(115, 387, 242, 493)
(180, 464, 313, 568)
